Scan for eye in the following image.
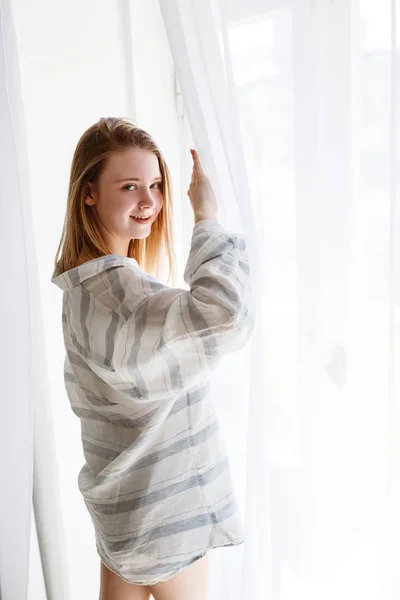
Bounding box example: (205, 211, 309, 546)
(122, 182, 162, 191)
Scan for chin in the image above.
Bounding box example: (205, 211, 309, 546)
(130, 231, 151, 241)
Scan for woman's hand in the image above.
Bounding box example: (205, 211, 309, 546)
(187, 149, 219, 224)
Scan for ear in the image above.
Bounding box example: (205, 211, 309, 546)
(84, 181, 96, 206)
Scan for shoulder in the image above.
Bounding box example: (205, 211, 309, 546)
(85, 262, 173, 320)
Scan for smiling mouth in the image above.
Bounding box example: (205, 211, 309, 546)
(130, 215, 152, 223)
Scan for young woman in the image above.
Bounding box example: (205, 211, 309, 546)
(51, 117, 254, 600)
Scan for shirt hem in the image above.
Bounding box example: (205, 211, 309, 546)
(97, 537, 244, 586)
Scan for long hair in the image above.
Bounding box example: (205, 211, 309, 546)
(52, 117, 176, 285)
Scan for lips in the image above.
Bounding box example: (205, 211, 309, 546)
(130, 215, 152, 223)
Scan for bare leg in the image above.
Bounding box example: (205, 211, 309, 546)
(99, 561, 152, 600)
(149, 553, 210, 600)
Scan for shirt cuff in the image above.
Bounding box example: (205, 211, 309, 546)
(192, 219, 226, 236)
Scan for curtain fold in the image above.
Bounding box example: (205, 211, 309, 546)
(0, 1, 33, 597)
(0, 1, 67, 598)
(159, 0, 400, 598)
(158, 2, 267, 599)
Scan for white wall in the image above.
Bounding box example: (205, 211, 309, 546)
(11, 1, 192, 597)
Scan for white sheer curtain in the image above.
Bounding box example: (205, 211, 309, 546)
(0, 1, 32, 597)
(0, 1, 66, 599)
(159, 1, 400, 599)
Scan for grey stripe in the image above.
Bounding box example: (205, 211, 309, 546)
(113, 382, 143, 401)
(193, 276, 241, 312)
(126, 301, 150, 400)
(207, 238, 235, 260)
(64, 371, 77, 383)
(67, 343, 113, 390)
(68, 266, 80, 287)
(93, 455, 229, 518)
(66, 349, 89, 370)
(82, 439, 120, 461)
(70, 377, 207, 428)
(188, 236, 227, 272)
(64, 371, 76, 384)
(73, 407, 155, 429)
(185, 235, 224, 280)
(159, 293, 210, 392)
(67, 337, 116, 377)
(107, 494, 235, 554)
(148, 278, 166, 294)
(85, 392, 118, 407)
(190, 234, 208, 252)
(130, 418, 219, 472)
(62, 294, 68, 324)
(90, 382, 207, 429)
(80, 287, 92, 354)
(186, 300, 219, 366)
(85, 450, 222, 505)
(169, 382, 208, 416)
(158, 334, 183, 392)
(65, 291, 72, 325)
(104, 311, 120, 369)
(79, 384, 210, 464)
(219, 252, 250, 277)
(66, 349, 102, 379)
(117, 513, 212, 554)
(72, 407, 112, 423)
(102, 255, 123, 269)
(94, 472, 202, 516)
(95, 418, 219, 485)
(69, 331, 92, 363)
(67, 287, 93, 364)
(234, 235, 245, 251)
(105, 268, 131, 321)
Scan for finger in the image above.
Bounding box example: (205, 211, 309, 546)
(190, 148, 206, 176)
(191, 148, 203, 170)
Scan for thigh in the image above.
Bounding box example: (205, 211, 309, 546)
(149, 553, 210, 600)
(99, 561, 152, 600)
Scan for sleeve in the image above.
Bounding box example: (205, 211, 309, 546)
(114, 218, 256, 402)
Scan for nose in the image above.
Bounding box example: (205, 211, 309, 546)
(137, 189, 157, 210)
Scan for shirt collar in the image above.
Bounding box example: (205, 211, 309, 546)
(51, 254, 139, 291)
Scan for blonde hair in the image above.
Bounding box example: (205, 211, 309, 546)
(52, 117, 176, 285)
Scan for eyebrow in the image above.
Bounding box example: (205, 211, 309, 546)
(116, 176, 163, 183)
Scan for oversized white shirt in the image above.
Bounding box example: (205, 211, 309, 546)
(51, 218, 255, 585)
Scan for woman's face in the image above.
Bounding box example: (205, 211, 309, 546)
(85, 147, 164, 256)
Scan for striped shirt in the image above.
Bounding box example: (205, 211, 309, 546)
(51, 218, 255, 585)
